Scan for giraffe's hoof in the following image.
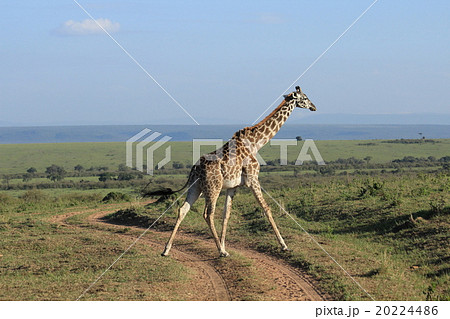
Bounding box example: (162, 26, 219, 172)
(281, 246, 289, 252)
(161, 251, 169, 257)
(220, 251, 230, 258)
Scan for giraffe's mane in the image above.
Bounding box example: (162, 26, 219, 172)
(248, 99, 287, 131)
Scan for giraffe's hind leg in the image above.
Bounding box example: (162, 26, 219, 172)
(161, 182, 201, 256)
(203, 192, 229, 257)
(219, 188, 236, 256)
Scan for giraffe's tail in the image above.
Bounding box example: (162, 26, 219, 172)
(141, 166, 195, 198)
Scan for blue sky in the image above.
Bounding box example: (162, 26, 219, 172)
(0, 0, 449, 126)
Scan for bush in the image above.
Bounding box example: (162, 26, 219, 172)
(429, 194, 446, 214)
(172, 161, 184, 169)
(99, 172, 115, 182)
(358, 180, 385, 198)
(102, 192, 131, 203)
(104, 207, 150, 226)
(0, 193, 16, 205)
(59, 193, 103, 205)
(318, 166, 335, 176)
(117, 172, 144, 181)
(20, 189, 48, 203)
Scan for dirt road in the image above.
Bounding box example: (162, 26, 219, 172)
(51, 204, 327, 301)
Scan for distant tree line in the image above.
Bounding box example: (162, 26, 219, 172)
(1, 154, 449, 191)
(381, 139, 440, 144)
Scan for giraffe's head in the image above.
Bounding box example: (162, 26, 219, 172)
(284, 86, 316, 111)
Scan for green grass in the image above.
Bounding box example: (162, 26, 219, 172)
(0, 198, 198, 300)
(1, 139, 449, 174)
(309, 139, 450, 164)
(0, 187, 138, 199)
(111, 172, 449, 300)
(0, 193, 284, 301)
(0, 142, 125, 175)
(0, 139, 448, 300)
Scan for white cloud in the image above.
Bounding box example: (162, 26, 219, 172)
(55, 18, 120, 36)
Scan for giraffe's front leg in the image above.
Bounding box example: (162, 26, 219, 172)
(205, 207, 229, 257)
(244, 159, 288, 251)
(249, 179, 288, 251)
(204, 194, 229, 257)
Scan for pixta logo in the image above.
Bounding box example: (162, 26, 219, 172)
(126, 129, 172, 175)
(126, 129, 325, 175)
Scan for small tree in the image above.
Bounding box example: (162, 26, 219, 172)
(318, 166, 335, 175)
(22, 173, 33, 182)
(296, 136, 302, 141)
(117, 172, 134, 181)
(45, 164, 66, 182)
(24, 167, 37, 182)
(2, 175, 11, 189)
(99, 172, 115, 182)
(364, 156, 372, 165)
(172, 161, 184, 169)
(117, 172, 143, 181)
(74, 164, 84, 172)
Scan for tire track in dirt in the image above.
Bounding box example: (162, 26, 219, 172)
(51, 203, 326, 300)
(51, 205, 230, 301)
(91, 210, 231, 301)
(241, 249, 324, 300)
(158, 229, 326, 301)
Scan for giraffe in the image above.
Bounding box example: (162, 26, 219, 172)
(159, 86, 316, 257)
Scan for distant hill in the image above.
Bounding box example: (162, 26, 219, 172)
(291, 113, 450, 125)
(0, 124, 449, 144)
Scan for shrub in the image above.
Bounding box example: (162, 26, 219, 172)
(102, 192, 131, 203)
(0, 193, 16, 205)
(358, 180, 385, 198)
(318, 166, 335, 176)
(22, 173, 33, 182)
(98, 172, 115, 182)
(20, 189, 48, 203)
(60, 193, 103, 205)
(117, 172, 143, 181)
(172, 161, 184, 169)
(104, 207, 149, 226)
(429, 194, 446, 214)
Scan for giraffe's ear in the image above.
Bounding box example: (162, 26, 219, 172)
(284, 94, 293, 101)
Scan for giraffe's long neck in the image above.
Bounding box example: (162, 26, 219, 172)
(249, 100, 295, 150)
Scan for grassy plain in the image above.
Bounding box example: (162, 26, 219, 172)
(0, 198, 194, 300)
(107, 173, 449, 301)
(0, 139, 448, 300)
(1, 139, 449, 174)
